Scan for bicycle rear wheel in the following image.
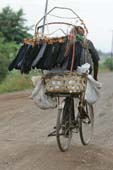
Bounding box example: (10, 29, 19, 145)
(56, 106, 72, 152)
(79, 102, 94, 145)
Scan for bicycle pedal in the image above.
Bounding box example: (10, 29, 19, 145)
(48, 130, 56, 137)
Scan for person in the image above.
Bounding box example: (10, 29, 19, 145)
(64, 26, 99, 80)
(62, 26, 100, 126)
(76, 26, 100, 81)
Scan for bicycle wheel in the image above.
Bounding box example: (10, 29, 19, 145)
(79, 102, 94, 145)
(56, 106, 72, 152)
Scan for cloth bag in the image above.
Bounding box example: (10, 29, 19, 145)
(85, 75, 102, 104)
(31, 76, 57, 109)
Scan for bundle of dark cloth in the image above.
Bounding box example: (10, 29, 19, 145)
(8, 38, 83, 74)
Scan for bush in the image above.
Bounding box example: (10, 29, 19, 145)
(0, 53, 9, 82)
(104, 58, 113, 71)
(0, 71, 33, 93)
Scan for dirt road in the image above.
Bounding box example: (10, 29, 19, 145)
(0, 72, 113, 170)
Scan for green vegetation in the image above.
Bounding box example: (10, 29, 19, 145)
(0, 53, 9, 82)
(103, 58, 113, 71)
(0, 6, 32, 43)
(0, 71, 33, 93)
(0, 6, 32, 90)
(0, 69, 42, 93)
(99, 63, 109, 73)
(0, 32, 19, 83)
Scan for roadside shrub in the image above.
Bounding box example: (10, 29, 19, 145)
(104, 58, 113, 71)
(0, 53, 9, 82)
(0, 71, 33, 93)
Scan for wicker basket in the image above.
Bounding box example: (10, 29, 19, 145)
(44, 72, 87, 94)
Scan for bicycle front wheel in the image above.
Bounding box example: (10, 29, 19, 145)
(79, 102, 94, 145)
(56, 107, 72, 152)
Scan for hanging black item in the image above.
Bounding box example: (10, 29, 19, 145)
(8, 7, 88, 74)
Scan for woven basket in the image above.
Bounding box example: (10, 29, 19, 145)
(44, 72, 87, 94)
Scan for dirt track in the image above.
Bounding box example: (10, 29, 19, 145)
(0, 72, 113, 170)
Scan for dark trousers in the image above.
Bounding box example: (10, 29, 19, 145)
(62, 97, 75, 124)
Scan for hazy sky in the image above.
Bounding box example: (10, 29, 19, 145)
(0, 0, 113, 52)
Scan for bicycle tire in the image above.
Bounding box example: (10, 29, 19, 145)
(79, 102, 94, 145)
(56, 107, 72, 152)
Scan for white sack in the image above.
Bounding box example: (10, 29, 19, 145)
(31, 77, 57, 109)
(31, 75, 42, 86)
(85, 75, 102, 104)
(77, 63, 90, 74)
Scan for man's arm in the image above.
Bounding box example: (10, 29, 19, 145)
(93, 62, 99, 81)
(88, 40, 100, 81)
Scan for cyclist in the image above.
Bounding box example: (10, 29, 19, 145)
(63, 26, 100, 124)
(65, 26, 100, 80)
(75, 26, 100, 81)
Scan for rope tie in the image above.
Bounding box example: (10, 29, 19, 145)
(69, 33, 76, 76)
(70, 38, 76, 76)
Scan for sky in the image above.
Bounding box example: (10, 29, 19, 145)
(0, 0, 113, 52)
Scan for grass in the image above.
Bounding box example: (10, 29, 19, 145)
(0, 70, 34, 93)
(99, 63, 110, 73)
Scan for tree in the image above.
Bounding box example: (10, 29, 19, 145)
(0, 6, 32, 82)
(0, 6, 32, 43)
(0, 32, 19, 83)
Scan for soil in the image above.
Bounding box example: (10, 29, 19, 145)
(0, 72, 113, 170)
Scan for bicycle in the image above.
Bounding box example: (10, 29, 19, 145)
(55, 94, 94, 152)
(36, 6, 93, 152)
(47, 88, 94, 152)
